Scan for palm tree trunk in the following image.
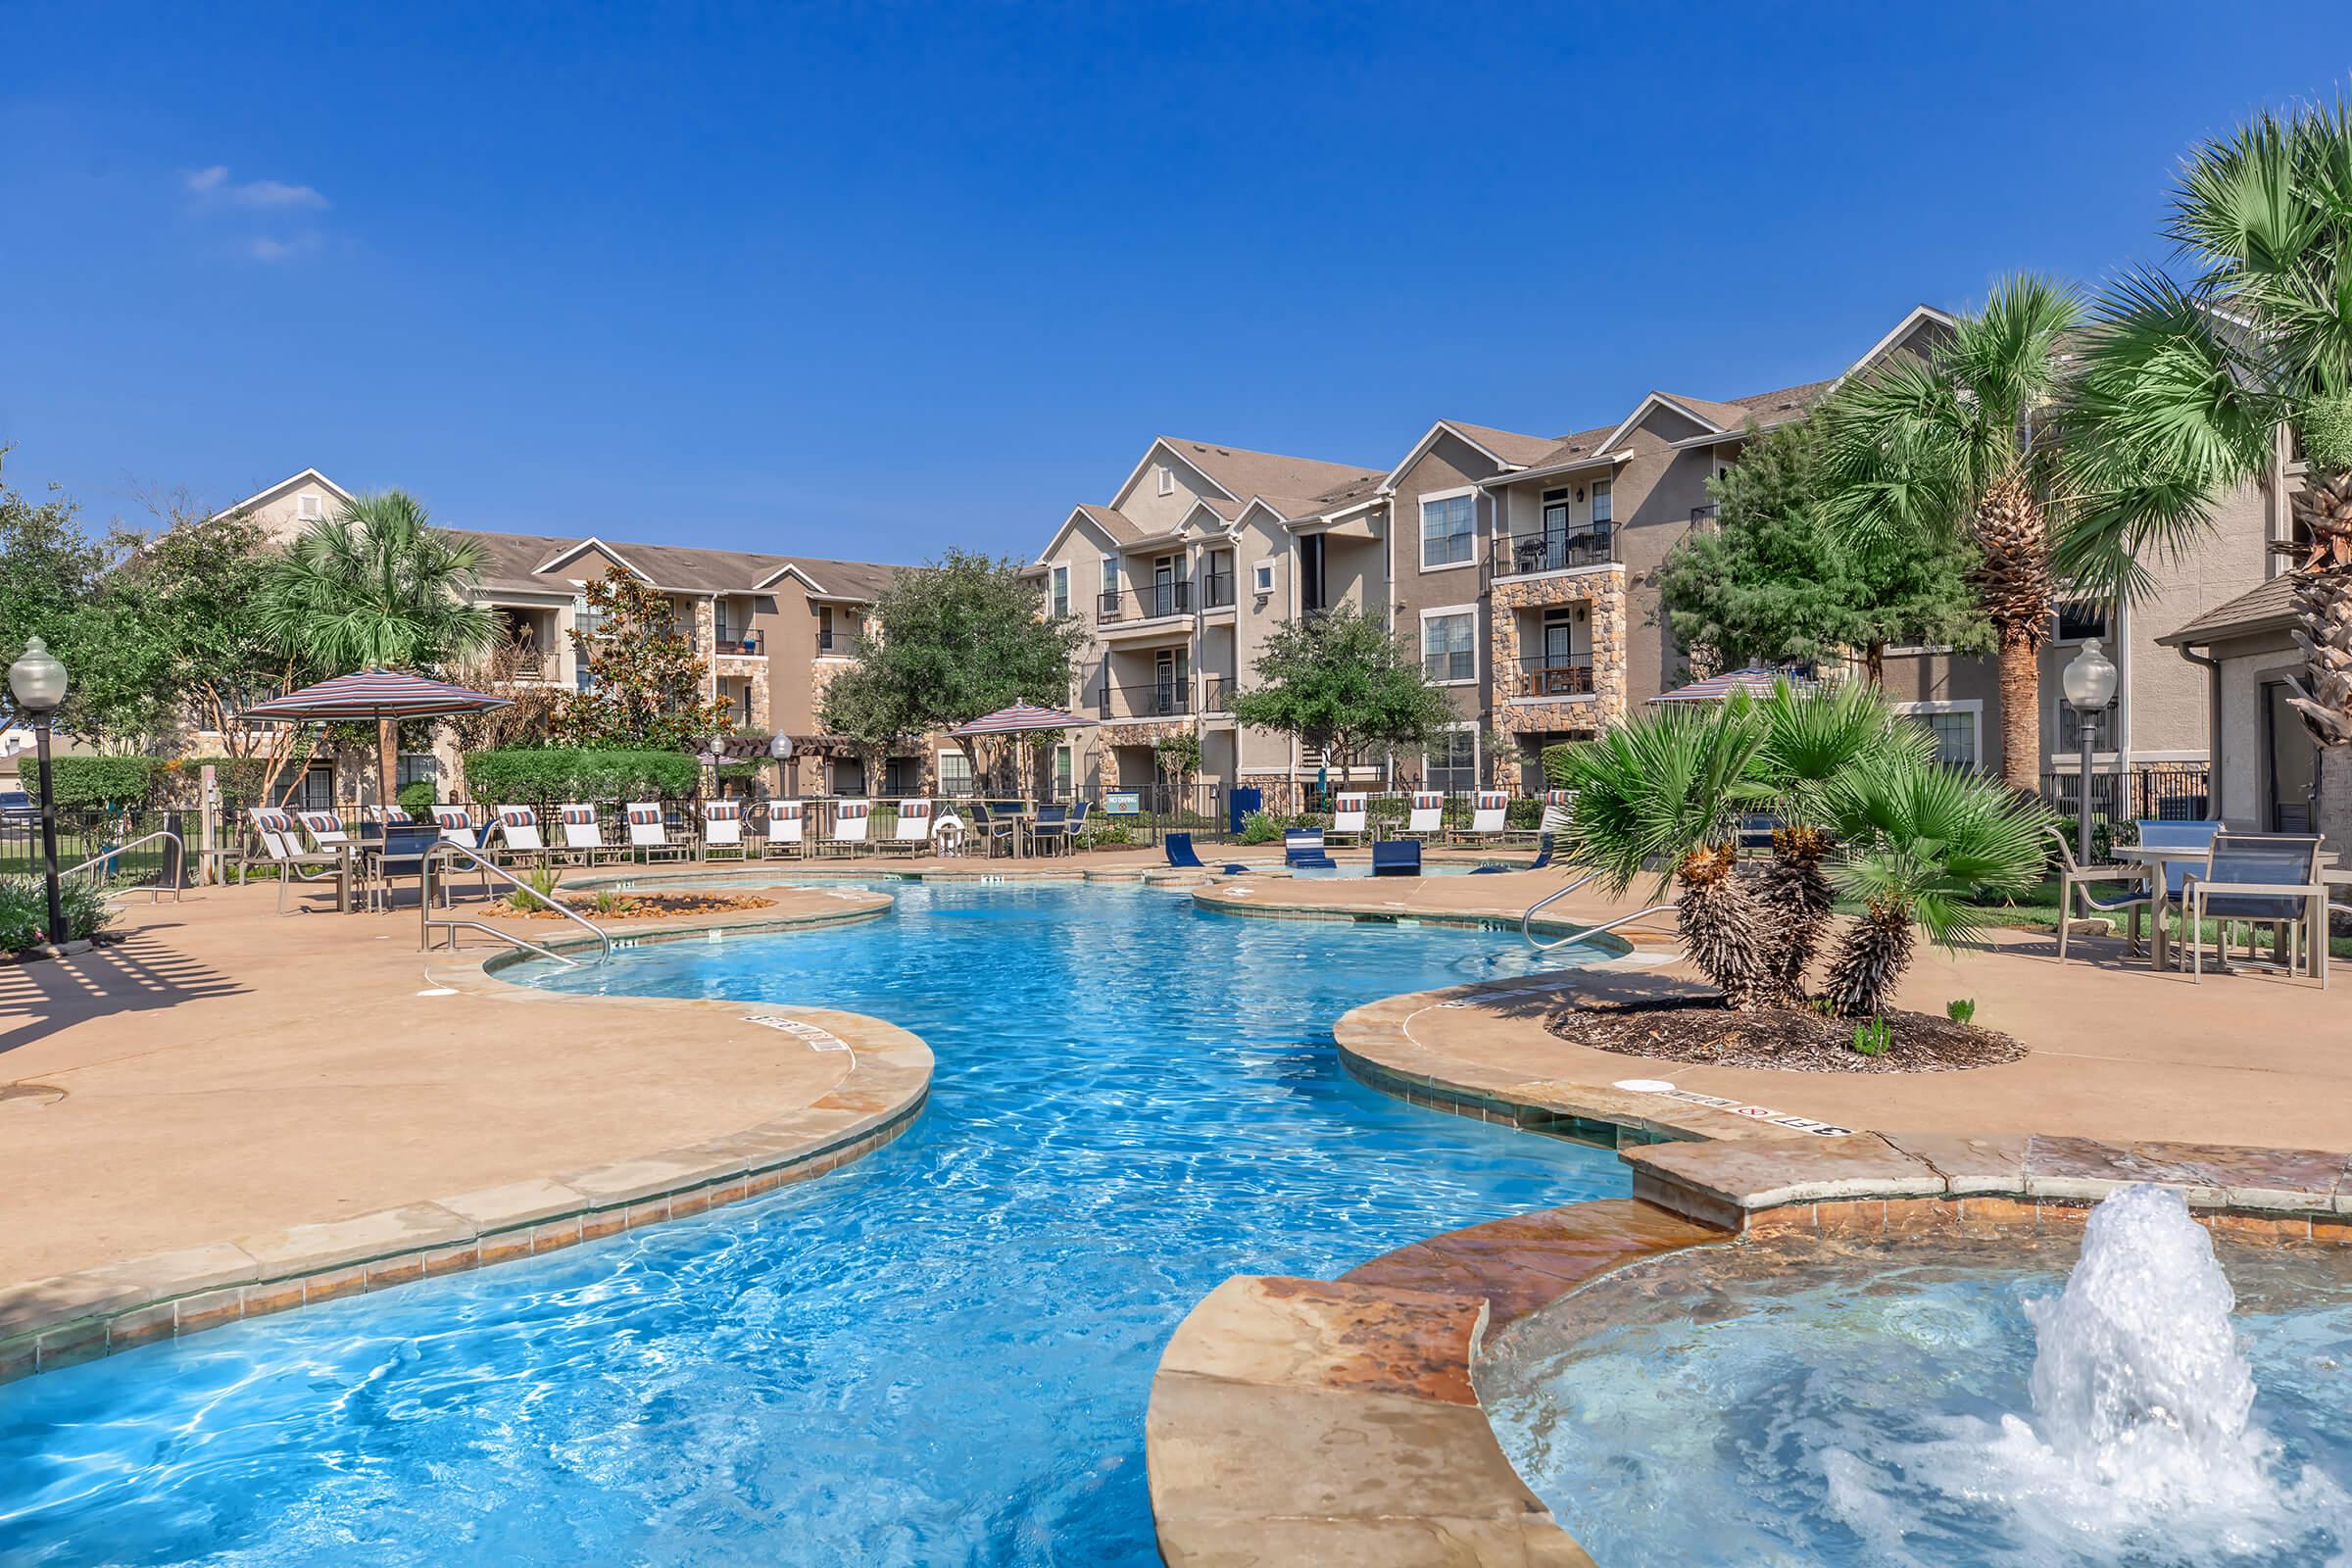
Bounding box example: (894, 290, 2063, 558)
(1972, 470, 2052, 793)
(1674, 843, 1767, 1010)
(1757, 826, 1835, 1004)
(377, 717, 398, 811)
(1825, 899, 1915, 1018)
(1864, 642, 1885, 688)
(1994, 630, 2041, 792)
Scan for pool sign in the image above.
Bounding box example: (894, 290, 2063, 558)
(1103, 791, 1142, 815)
(1626, 1083, 1852, 1138)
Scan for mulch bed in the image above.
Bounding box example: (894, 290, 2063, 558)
(1545, 996, 2027, 1074)
(513, 891, 778, 920)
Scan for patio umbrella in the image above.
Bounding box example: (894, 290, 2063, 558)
(1648, 664, 1818, 704)
(949, 703, 1095, 795)
(239, 668, 509, 808)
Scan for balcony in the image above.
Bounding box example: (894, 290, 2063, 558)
(817, 628, 863, 656)
(1097, 682, 1193, 721)
(1490, 526, 1620, 579)
(1511, 658, 1595, 700)
(1200, 569, 1236, 611)
(1098, 582, 1192, 624)
(499, 646, 562, 684)
(714, 627, 765, 657)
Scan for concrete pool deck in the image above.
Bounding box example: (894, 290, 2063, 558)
(0, 878, 928, 1378)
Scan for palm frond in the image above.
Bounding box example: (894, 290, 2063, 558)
(1551, 699, 1774, 900)
(1947, 272, 2083, 442)
(1816, 360, 1976, 549)
(1753, 678, 1929, 820)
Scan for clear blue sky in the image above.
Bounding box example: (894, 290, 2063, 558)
(5, 3, 2345, 561)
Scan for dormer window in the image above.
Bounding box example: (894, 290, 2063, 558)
(1156, 466, 1174, 497)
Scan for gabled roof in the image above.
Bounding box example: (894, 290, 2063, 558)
(1035, 503, 1148, 564)
(1113, 435, 1381, 521)
(1836, 304, 1960, 387)
(458, 528, 903, 601)
(1482, 423, 1625, 485)
(2159, 574, 2301, 647)
(209, 466, 358, 521)
(1379, 418, 1560, 491)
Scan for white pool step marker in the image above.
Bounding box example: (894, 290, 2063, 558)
(1614, 1079, 1852, 1137)
(416, 987, 458, 998)
(744, 1013, 852, 1052)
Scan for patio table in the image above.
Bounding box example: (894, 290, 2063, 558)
(2109, 843, 2212, 972)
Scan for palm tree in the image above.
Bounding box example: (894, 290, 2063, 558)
(257, 491, 494, 806)
(2056, 100, 2352, 842)
(1820, 275, 2082, 792)
(1817, 755, 2052, 1018)
(1549, 697, 1778, 1007)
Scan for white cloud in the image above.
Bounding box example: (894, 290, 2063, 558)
(184, 164, 328, 210)
(246, 233, 322, 263)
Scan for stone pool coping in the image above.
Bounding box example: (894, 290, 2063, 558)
(1149, 1128, 2352, 1565)
(0, 888, 932, 1384)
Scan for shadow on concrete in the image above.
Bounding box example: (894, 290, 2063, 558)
(0, 927, 248, 1059)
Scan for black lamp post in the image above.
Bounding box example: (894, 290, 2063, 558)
(2061, 638, 2119, 864)
(8, 636, 70, 945)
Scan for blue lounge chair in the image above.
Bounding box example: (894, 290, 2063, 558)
(1164, 832, 1203, 868)
(1284, 827, 1336, 868)
(1371, 840, 1421, 877)
(1471, 832, 1557, 874)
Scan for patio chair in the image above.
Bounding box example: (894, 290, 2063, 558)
(1029, 803, 1069, 857)
(970, 801, 1019, 858)
(1738, 813, 1782, 855)
(1405, 791, 1445, 838)
(2045, 826, 2152, 964)
(2183, 833, 2329, 986)
(760, 799, 806, 858)
(1064, 799, 1091, 847)
(827, 798, 873, 857)
(626, 802, 690, 863)
(246, 807, 343, 914)
(1457, 791, 1508, 845)
(702, 800, 748, 860)
(491, 806, 551, 868)
(1372, 839, 1422, 877)
(554, 804, 624, 866)
(1329, 793, 1369, 846)
(1283, 827, 1336, 868)
(881, 798, 932, 857)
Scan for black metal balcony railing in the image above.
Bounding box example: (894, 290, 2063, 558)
(1514, 658, 1595, 699)
(714, 627, 765, 656)
(1490, 525, 1620, 578)
(817, 629, 863, 655)
(1200, 675, 1234, 713)
(1690, 503, 1720, 525)
(1200, 570, 1235, 610)
(1098, 582, 1193, 623)
(1097, 683, 1193, 720)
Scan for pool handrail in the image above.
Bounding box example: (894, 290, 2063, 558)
(61, 828, 186, 904)
(1519, 865, 1675, 954)
(418, 837, 611, 966)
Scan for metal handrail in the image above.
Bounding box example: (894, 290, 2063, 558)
(419, 838, 611, 965)
(1519, 867, 1674, 953)
(61, 829, 185, 903)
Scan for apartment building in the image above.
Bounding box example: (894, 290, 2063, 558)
(1037, 303, 2285, 803)
(217, 469, 910, 803)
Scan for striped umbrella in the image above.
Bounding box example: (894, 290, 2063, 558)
(240, 669, 509, 809)
(949, 701, 1096, 737)
(1648, 664, 1818, 704)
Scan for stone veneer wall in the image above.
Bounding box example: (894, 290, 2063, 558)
(1488, 566, 1629, 744)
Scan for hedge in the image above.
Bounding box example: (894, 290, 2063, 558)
(47, 756, 161, 809)
(462, 747, 702, 803)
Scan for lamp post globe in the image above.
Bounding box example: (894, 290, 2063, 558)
(2061, 639, 2119, 864)
(8, 636, 71, 948)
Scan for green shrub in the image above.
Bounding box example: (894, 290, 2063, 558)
(1505, 797, 1544, 829)
(1238, 810, 1285, 845)
(0, 874, 116, 950)
(1079, 823, 1135, 849)
(48, 757, 160, 810)
(396, 779, 440, 821)
(1850, 1016, 1893, 1056)
(462, 747, 700, 804)
(505, 864, 563, 913)
(1945, 998, 1977, 1026)
(715, 761, 759, 784)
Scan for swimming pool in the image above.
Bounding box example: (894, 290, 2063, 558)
(0, 881, 1623, 1565)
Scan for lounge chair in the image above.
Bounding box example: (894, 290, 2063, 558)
(1329, 793, 1369, 846)
(760, 800, 806, 858)
(1405, 791, 1445, 838)
(1164, 831, 1204, 869)
(626, 801, 690, 863)
(431, 804, 495, 899)
(1372, 839, 1422, 877)
(246, 807, 344, 913)
(2046, 826, 2152, 964)
(827, 798, 873, 857)
(1283, 827, 1336, 868)
(555, 804, 624, 865)
(1457, 790, 1508, 845)
(2183, 833, 2329, 986)
(882, 798, 931, 856)
(492, 805, 550, 868)
(702, 800, 748, 860)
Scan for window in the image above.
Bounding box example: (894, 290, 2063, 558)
(1911, 711, 1978, 770)
(395, 753, 439, 789)
(2058, 699, 2117, 753)
(832, 757, 865, 797)
(1053, 744, 1074, 803)
(1422, 612, 1476, 683)
(1590, 478, 1612, 526)
(2056, 601, 2109, 642)
(1156, 466, 1174, 497)
(1426, 728, 1477, 793)
(935, 751, 974, 798)
(1420, 493, 1475, 568)
(1251, 560, 1275, 596)
(1050, 564, 1070, 620)
(1102, 556, 1118, 599)
(883, 756, 924, 797)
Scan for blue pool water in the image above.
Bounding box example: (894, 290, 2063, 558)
(0, 881, 1623, 1565)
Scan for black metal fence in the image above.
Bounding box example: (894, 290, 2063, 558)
(2039, 763, 2213, 828)
(0, 808, 192, 886)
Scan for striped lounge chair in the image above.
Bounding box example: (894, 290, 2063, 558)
(702, 800, 748, 860)
(827, 799, 872, 857)
(627, 802, 690, 862)
(555, 804, 623, 866)
(883, 798, 932, 856)
(245, 807, 343, 913)
(760, 800, 806, 858)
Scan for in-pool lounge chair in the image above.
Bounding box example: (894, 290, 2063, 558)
(1405, 792, 1445, 838)
(1328, 793, 1369, 846)
(626, 802, 691, 863)
(1284, 827, 1336, 868)
(702, 800, 748, 860)
(760, 800, 806, 858)
(1372, 839, 1422, 877)
(1164, 832, 1249, 876)
(827, 799, 873, 857)
(882, 798, 932, 856)
(555, 804, 623, 865)
(246, 807, 345, 913)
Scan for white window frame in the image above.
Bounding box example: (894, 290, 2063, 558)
(297, 493, 323, 520)
(935, 748, 975, 798)
(1050, 564, 1070, 620)
(1590, 477, 1612, 526)
(1250, 560, 1276, 597)
(1156, 466, 1174, 497)
(1102, 556, 1118, 597)
(1423, 723, 1478, 793)
(1418, 486, 1478, 573)
(1418, 604, 1479, 687)
(1052, 743, 1074, 802)
(1894, 700, 1983, 771)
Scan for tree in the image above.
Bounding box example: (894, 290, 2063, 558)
(820, 549, 1085, 785)
(0, 448, 125, 666)
(1230, 606, 1458, 783)
(257, 490, 496, 803)
(2055, 99, 2352, 846)
(442, 642, 568, 755)
(1657, 416, 1990, 682)
(1819, 276, 2082, 790)
(112, 504, 300, 757)
(556, 571, 735, 753)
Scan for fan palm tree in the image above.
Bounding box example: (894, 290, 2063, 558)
(1820, 275, 2082, 792)
(1549, 696, 1778, 1007)
(257, 491, 495, 806)
(1816, 755, 2053, 1018)
(2055, 100, 2352, 841)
